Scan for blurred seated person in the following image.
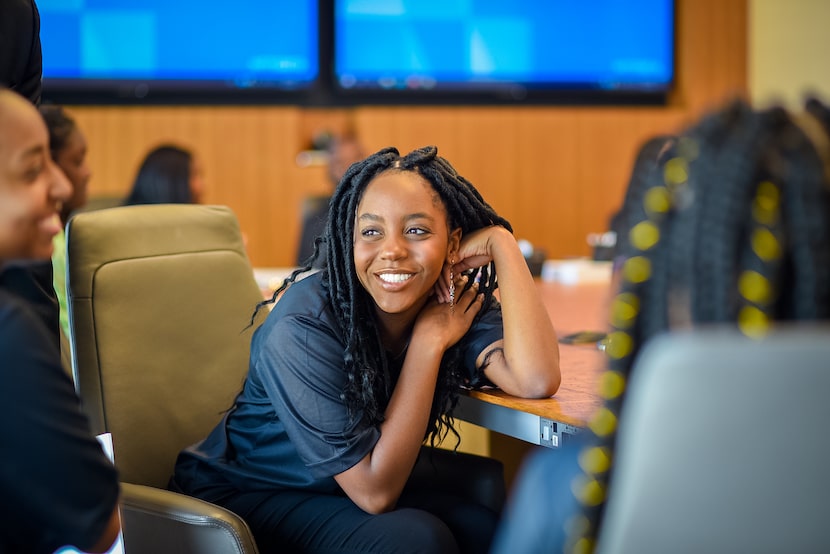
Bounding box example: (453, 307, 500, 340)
(492, 98, 830, 553)
(296, 134, 364, 267)
(0, 87, 121, 554)
(124, 143, 252, 252)
(40, 104, 91, 340)
(124, 144, 205, 205)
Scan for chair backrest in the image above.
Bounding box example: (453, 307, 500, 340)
(67, 204, 265, 488)
(596, 326, 830, 554)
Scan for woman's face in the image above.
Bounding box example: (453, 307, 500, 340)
(0, 93, 71, 260)
(353, 170, 459, 323)
(54, 127, 91, 215)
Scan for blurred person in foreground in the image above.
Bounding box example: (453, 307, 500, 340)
(492, 97, 830, 553)
(0, 88, 121, 554)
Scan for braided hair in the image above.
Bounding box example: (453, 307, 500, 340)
(257, 145, 512, 447)
(608, 135, 677, 264)
(565, 99, 830, 553)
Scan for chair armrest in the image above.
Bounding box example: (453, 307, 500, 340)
(120, 482, 259, 554)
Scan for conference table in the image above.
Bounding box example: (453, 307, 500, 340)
(456, 278, 610, 449)
(253, 261, 611, 451)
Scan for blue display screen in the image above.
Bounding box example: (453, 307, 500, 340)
(39, 0, 319, 96)
(35, 0, 675, 105)
(334, 0, 674, 94)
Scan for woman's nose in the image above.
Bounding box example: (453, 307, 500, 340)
(379, 234, 406, 259)
(49, 160, 72, 202)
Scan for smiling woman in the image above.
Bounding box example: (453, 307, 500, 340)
(0, 88, 121, 554)
(0, 91, 68, 260)
(172, 145, 561, 553)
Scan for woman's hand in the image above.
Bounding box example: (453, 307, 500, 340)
(454, 226, 511, 272)
(433, 226, 512, 302)
(417, 274, 484, 351)
(435, 224, 561, 399)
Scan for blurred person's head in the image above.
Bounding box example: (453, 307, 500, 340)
(0, 89, 71, 261)
(567, 98, 830, 550)
(125, 144, 204, 205)
(326, 134, 365, 188)
(39, 105, 90, 224)
(608, 135, 676, 260)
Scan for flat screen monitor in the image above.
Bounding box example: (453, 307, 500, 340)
(39, 0, 320, 104)
(332, 0, 675, 105)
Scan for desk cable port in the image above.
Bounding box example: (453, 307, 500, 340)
(540, 418, 558, 447)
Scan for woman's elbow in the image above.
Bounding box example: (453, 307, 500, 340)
(514, 361, 561, 398)
(522, 371, 561, 398)
(352, 490, 399, 515)
(540, 371, 562, 397)
(337, 461, 402, 514)
(502, 351, 562, 398)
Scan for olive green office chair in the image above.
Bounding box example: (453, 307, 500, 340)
(596, 326, 830, 554)
(67, 204, 263, 554)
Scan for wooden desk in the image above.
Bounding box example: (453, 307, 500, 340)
(455, 280, 610, 448)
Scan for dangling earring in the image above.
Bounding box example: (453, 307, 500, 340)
(449, 259, 455, 310)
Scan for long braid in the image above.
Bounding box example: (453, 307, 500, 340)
(564, 99, 830, 553)
(327, 148, 401, 423)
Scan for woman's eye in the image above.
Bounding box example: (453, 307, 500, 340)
(24, 164, 44, 182)
(360, 228, 380, 237)
(406, 227, 428, 236)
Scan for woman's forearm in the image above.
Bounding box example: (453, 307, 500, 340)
(334, 336, 444, 513)
(486, 228, 560, 398)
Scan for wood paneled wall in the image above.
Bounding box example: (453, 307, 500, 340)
(66, 0, 746, 268)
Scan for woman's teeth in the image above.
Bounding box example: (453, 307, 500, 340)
(379, 273, 412, 283)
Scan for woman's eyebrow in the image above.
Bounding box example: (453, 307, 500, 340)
(357, 213, 383, 223)
(404, 212, 434, 222)
(21, 144, 46, 161)
(357, 212, 435, 223)
(13, 144, 47, 169)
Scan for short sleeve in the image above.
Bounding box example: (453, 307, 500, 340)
(0, 296, 120, 553)
(461, 301, 504, 387)
(251, 313, 380, 480)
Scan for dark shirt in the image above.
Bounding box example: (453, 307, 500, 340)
(0, 260, 59, 350)
(175, 271, 503, 495)
(0, 0, 43, 105)
(0, 285, 119, 554)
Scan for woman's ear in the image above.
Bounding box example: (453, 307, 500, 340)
(448, 227, 462, 261)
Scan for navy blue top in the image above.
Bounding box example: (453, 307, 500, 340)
(174, 271, 502, 494)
